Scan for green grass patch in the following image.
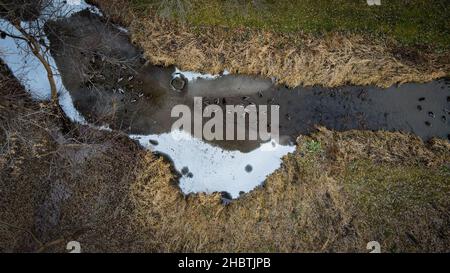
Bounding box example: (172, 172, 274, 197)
(342, 160, 449, 250)
(304, 140, 323, 154)
(131, 0, 449, 50)
(344, 161, 449, 214)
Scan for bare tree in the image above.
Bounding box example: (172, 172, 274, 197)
(0, 0, 68, 105)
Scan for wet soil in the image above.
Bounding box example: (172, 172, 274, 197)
(48, 11, 450, 153)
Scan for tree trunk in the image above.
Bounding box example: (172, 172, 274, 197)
(12, 20, 59, 104)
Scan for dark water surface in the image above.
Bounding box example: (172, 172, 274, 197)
(48, 11, 450, 154)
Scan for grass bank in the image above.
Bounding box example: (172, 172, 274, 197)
(131, 0, 450, 50)
(90, 0, 449, 88)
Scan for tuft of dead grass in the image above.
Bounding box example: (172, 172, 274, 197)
(90, 0, 449, 88)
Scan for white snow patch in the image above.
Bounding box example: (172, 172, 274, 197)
(173, 67, 230, 82)
(49, 0, 103, 18)
(0, 20, 86, 123)
(0, 0, 103, 123)
(114, 25, 129, 34)
(132, 130, 295, 198)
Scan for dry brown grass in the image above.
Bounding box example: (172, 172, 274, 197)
(116, 127, 449, 253)
(0, 61, 144, 252)
(90, 0, 449, 88)
(1, 61, 449, 253)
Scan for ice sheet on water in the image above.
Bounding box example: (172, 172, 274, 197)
(0, 0, 103, 122)
(0, 19, 86, 122)
(132, 131, 295, 198)
(173, 67, 230, 82)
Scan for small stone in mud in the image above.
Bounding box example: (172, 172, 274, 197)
(171, 76, 186, 91)
(220, 191, 233, 206)
(418, 97, 426, 102)
(425, 121, 432, 127)
(245, 164, 253, 173)
(417, 105, 423, 111)
(428, 111, 435, 118)
(149, 139, 159, 146)
(187, 172, 194, 178)
(221, 191, 233, 200)
(442, 116, 447, 123)
(181, 167, 189, 176)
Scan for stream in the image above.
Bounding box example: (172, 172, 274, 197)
(1, 1, 449, 198)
